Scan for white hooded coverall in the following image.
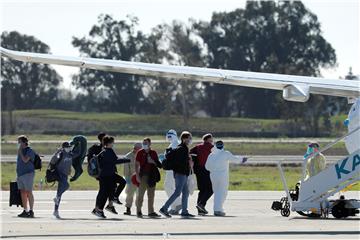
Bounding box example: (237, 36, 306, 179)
(205, 148, 245, 212)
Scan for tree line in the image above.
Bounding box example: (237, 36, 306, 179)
(1, 1, 357, 136)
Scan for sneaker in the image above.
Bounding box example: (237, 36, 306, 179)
(105, 205, 118, 214)
(181, 212, 195, 218)
(137, 211, 143, 218)
(148, 212, 161, 218)
(92, 208, 106, 219)
(214, 211, 226, 216)
(28, 210, 35, 218)
(196, 205, 208, 215)
(124, 207, 131, 215)
(17, 210, 30, 218)
(113, 197, 123, 205)
(159, 208, 172, 218)
(53, 210, 61, 219)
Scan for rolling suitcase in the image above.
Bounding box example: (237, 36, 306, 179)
(9, 181, 22, 207)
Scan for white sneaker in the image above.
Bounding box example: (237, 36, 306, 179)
(53, 210, 61, 219)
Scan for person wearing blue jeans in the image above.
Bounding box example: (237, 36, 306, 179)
(160, 131, 195, 218)
(51, 142, 73, 219)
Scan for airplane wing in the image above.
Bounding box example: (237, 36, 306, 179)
(1, 47, 359, 102)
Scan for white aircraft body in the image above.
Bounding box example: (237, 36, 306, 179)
(1, 47, 359, 218)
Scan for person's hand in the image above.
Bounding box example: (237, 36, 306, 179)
(189, 160, 194, 168)
(148, 158, 156, 165)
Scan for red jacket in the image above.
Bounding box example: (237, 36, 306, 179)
(190, 142, 213, 168)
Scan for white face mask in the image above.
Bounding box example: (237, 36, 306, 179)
(64, 148, 71, 153)
(142, 144, 149, 150)
(17, 143, 21, 148)
(188, 139, 192, 145)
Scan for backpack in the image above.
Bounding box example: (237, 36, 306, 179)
(33, 153, 42, 170)
(162, 147, 176, 170)
(26, 148, 42, 170)
(87, 150, 104, 178)
(45, 150, 62, 184)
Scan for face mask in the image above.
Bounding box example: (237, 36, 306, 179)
(17, 143, 21, 148)
(188, 139, 192, 145)
(304, 147, 314, 159)
(64, 148, 71, 153)
(142, 144, 149, 150)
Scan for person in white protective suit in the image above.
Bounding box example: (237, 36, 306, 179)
(205, 140, 247, 216)
(303, 142, 326, 180)
(163, 129, 182, 215)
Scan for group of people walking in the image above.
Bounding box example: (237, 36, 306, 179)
(15, 130, 248, 219)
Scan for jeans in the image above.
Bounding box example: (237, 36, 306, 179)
(162, 173, 189, 214)
(55, 172, 69, 210)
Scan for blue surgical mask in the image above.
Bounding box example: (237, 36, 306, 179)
(142, 144, 149, 150)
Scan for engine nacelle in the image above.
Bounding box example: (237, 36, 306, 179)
(282, 84, 310, 102)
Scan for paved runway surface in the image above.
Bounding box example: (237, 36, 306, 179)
(1, 191, 359, 239)
(0, 155, 345, 164)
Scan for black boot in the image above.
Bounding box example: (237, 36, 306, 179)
(124, 207, 131, 215)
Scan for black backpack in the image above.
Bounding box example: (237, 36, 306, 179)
(33, 153, 42, 170)
(26, 148, 42, 170)
(162, 148, 176, 170)
(45, 151, 62, 184)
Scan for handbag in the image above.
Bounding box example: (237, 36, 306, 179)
(188, 169, 197, 195)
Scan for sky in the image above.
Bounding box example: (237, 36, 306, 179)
(1, 0, 359, 89)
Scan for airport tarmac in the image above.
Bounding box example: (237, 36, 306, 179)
(1, 191, 359, 239)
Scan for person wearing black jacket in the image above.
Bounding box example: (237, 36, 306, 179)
(92, 136, 130, 219)
(160, 131, 195, 218)
(88, 133, 127, 208)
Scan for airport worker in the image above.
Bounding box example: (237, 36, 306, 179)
(304, 142, 327, 180)
(123, 142, 142, 215)
(92, 136, 130, 218)
(163, 129, 182, 215)
(190, 133, 214, 215)
(135, 138, 162, 218)
(51, 142, 73, 219)
(205, 140, 247, 216)
(69, 135, 87, 182)
(160, 131, 195, 218)
(16, 135, 36, 218)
